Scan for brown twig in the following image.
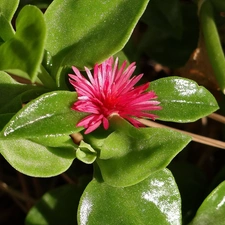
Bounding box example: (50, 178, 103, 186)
(138, 117, 225, 149)
(61, 173, 75, 184)
(0, 181, 36, 204)
(208, 112, 225, 124)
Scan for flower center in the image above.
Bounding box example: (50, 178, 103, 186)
(99, 95, 120, 117)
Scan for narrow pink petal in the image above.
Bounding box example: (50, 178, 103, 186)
(102, 117, 109, 130)
(76, 115, 96, 127)
(84, 67, 95, 84)
(84, 120, 102, 134)
(72, 66, 82, 76)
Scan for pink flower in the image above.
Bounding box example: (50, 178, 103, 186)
(69, 57, 161, 134)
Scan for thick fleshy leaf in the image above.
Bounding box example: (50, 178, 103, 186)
(0, 5, 46, 82)
(25, 184, 83, 225)
(2, 91, 86, 139)
(30, 135, 75, 148)
(0, 0, 19, 41)
(149, 77, 219, 122)
(78, 169, 181, 225)
(0, 14, 14, 41)
(0, 71, 47, 113)
(0, 0, 19, 21)
(89, 118, 191, 187)
(44, 0, 149, 73)
(0, 138, 76, 177)
(190, 181, 225, 225)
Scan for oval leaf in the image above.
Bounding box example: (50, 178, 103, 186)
(44, 0, 149, 70)
(190, 181, 225, 225)
(0, 0, 19, 21)
(2, 91, 85, 138)
(78, 169, 181, 225)
(149, 77, 219, 122)
(0, 139, 76, 177)
(0, 0, 19, 41)
(0, 14, 15, 41)
(0, 5, 46, 82)
(95, 125, 191, 187)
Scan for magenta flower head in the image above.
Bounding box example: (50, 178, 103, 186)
(69, 57, 162, 134)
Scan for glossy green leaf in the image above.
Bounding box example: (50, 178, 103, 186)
(44, 0, 149, 73)
(0, 138, 76, 177)
(150, 77, 219, 122)
(190, 181, 225, 225)
(2, 91, 86, 139)
(78, 169, 181, 225)
(140, 1, 198, 67)
(0, 71, 47, 113)
(91, 118, 191, 187)
(25, 184, 83, 225)
(0, 5, 46, 82)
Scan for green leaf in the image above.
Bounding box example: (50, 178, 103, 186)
(190, 181, 225, 225)
(0, 0, 19, 41)
(89, 118, 191, 187)
(0, 14, 15, 41)
(78, 169, 181, 225)
(44, 0, 149, 73)
(0, 0, 19, 21)
(25, 184, 83, 225)
(30, 135, 75, 148)
(0, 5, 46, 82)
(0, 138, 76, 177)
(2, 91, 86, 139)
(150, 77, 219, 122)
(0, 71, 47, 113)
(140, 1, 198, 68)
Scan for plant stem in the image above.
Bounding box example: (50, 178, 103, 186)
(199, 0, 225, 93)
